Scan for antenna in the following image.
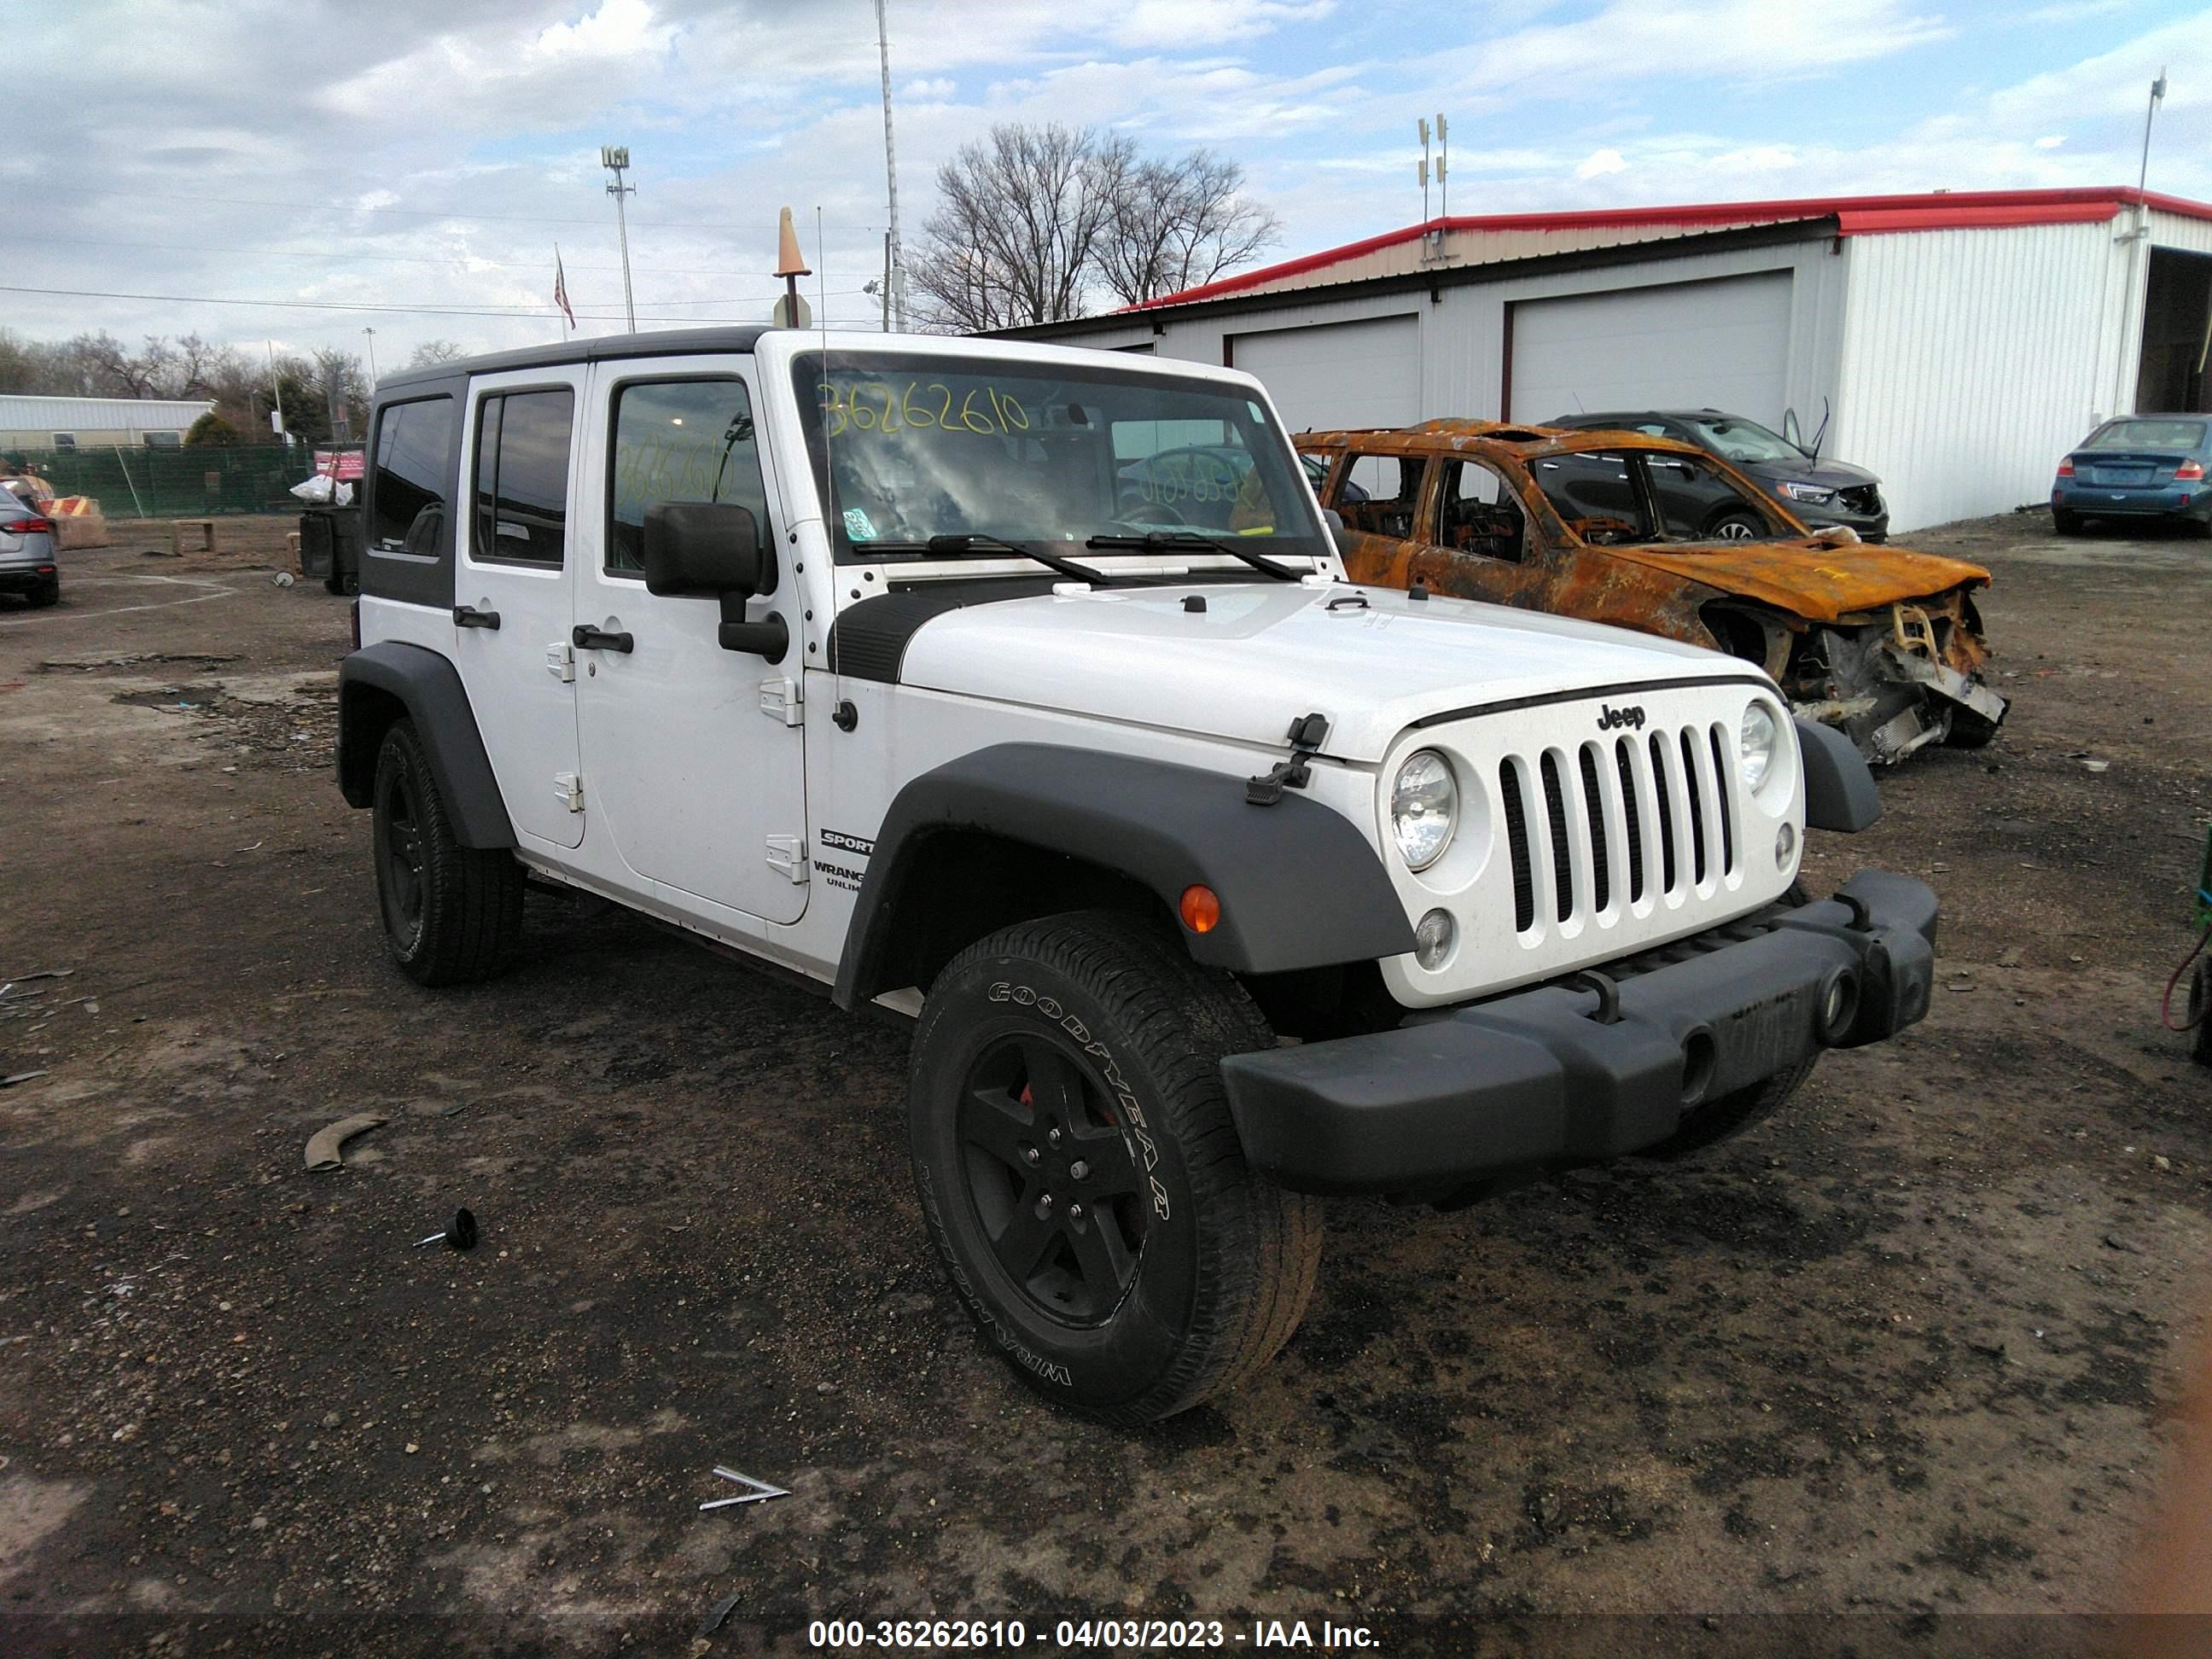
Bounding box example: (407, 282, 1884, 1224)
(1417, 118, 1430, 224)
(1436, 112, 1449, 222)
(816, 206, 853, 728)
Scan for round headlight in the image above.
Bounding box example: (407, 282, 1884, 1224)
(1391, 750, 1458, 870)
(1739, 702, 1779, 794)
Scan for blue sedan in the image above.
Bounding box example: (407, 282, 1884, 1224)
(2052, 415, 2211, 535)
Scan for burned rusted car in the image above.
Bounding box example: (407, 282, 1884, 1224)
(1297, 420, 2006, 762)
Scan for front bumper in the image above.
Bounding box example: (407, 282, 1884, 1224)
(1780, 496, 1889, 542)
(1221, 870, 1936, 1196)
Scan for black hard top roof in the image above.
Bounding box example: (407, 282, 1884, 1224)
(375, 325, 771, 394)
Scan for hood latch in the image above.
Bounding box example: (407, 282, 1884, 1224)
(1247, 713, 1330, 806)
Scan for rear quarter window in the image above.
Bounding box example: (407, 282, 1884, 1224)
(369, 396, 457, 557)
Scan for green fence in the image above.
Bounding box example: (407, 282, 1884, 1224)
(1, 445, 311, 519)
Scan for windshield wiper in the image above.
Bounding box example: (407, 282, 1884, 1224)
(1083, 529, 1306, 582)
(866, 533, 1113, 585)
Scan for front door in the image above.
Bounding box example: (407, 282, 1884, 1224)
(451, 369, 584, 851)
(572, 362, 809, 926)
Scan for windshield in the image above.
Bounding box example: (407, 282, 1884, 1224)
(2084, 419, 2208, 451)
(1682, 415, 1803, 464)
(790, 351, 1327, 564)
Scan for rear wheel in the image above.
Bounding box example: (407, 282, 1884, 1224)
(371, 719, 523, 986)
(27, 577, 58, 608)
(2052, 508, 2083, 534)
(908, 911, 1321, 1423)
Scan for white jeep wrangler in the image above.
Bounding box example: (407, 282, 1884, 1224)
(337, 327, 1936, 1423)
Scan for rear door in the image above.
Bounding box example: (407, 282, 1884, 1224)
(452, 370, 585, 851)
(572, 360, 808, 926)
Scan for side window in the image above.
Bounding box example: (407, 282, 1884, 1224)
(470, 389, 574, 566)
(1340, 452, 1424, 538)
(608, 379, 768, 573)
(1534, 450, 1640, 540)
(1647, 452, 1774, 540)
(1436, 459, 1524, 562)
(368, 395, 457, 555)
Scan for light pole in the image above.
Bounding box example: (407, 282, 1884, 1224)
(2138, 67, 2168, 192)
(361, 326, 377, 382)
(874, 0, 906, 331)
(602, 144, 637, 333)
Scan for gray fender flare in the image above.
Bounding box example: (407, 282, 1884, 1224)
(1796, 717, 1882, 833)
(832, 743, 1416, 1010)
(337, 642, 515, 849)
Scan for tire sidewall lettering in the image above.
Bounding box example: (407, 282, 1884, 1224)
(990, 981, 1169, 1220)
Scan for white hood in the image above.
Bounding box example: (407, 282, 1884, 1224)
(894, 579, 1743, 763)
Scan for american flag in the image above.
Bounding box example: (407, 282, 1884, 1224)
(554, 247, 577, 329)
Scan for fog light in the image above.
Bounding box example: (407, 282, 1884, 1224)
(1414, 908, 1455, 969)
(1775, 823, 1797, 870)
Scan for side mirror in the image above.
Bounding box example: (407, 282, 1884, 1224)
(643, 502, 774, 599)
(1320, 507, 1347, 554)
(642, 501, 788, 663)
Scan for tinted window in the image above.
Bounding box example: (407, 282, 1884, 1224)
(608, 379, 767, 573)
(369, 396, 457, 555)
(471, 389, 574, 566)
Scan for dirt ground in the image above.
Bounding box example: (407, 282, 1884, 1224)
(4, 510, 2212, 1657)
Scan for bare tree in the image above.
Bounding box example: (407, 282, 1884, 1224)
(911, 123, 1282, 331)
(911, 124, 1122, 332)
(407, 339, 468, 368)
(1094, 149, 1281, 308)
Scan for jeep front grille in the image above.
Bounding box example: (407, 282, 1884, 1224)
(1499, 725, 1739, 931)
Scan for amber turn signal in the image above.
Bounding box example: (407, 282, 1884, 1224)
(1179, 884, 1221, 934)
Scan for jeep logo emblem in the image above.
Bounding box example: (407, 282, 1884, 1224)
(1596, 703, 1646, 731)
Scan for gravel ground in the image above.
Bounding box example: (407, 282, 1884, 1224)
(3, 511, 2210, 1657)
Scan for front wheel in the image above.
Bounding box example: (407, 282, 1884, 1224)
(908, 911, 1321, 1423)
(1708, 510, 1765, 541)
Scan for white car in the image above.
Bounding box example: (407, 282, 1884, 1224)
(337, 327, 1936, 1423)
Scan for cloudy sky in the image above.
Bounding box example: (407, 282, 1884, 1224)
(6, 0, 2209, 370)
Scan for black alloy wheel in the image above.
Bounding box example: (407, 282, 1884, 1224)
(375, 753, 429, 954)
(909, 911, 1321, 1423)
(958, 1029, 1148, 1324)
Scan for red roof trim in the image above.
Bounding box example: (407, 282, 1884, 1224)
(1127, 186, 2211, 311)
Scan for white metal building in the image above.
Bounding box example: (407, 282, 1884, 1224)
(1009, 189, 2212, 534)
(0, 394, 215, 451)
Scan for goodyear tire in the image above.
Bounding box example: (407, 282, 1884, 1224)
(371, 719, 523, 987)
(908, 911, 1321, 1423)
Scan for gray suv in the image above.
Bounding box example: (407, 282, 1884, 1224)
(1548, 409, 1889, 542)
(0, 494, 59, 608)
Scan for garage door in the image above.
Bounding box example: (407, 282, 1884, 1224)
(1507, 272, 1792, 427)
(1231, 315, 1422, 434)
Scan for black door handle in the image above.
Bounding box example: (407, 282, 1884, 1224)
(453, 604, 500, 630)
(573, 625, 634, 653)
